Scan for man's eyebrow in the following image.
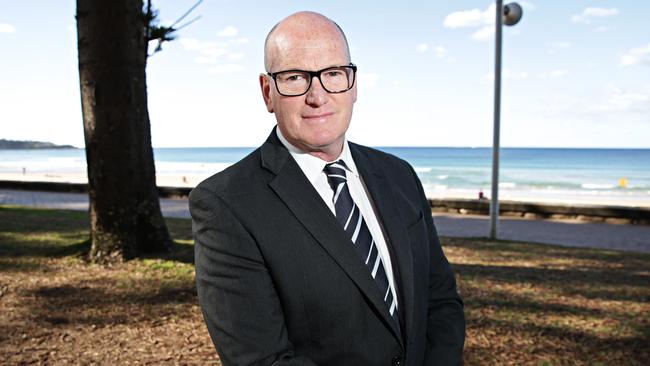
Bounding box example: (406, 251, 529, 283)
(272, 64, 351, 73)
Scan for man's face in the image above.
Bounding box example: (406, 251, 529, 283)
(260, 24, 357, 159)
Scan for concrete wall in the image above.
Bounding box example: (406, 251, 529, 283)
(429, 198, 650, 225)
(1, 180, 648, 225)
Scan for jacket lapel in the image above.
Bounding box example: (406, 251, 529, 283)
(261, 131, 403, 343)
(350, 144, 416, 346)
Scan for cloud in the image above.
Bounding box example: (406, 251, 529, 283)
(217, 25, 238, 37)
(587, 85, 650, 113)
(434, 46, 447, 59)
(232, 37, 250, 44)
(519, 1, 536, 11)
(571, 7, 619, 24)
(545, 84, 650, 119)
(539, 69, 568, 79)
(595, 26, 609, 33)
(416, 43, 429, 53)
(546, 41, 572, 54)
(0, 23, 16, 33)
(181, 38, 227, 53)
(181, 37, 247, 66)
(193, 56, 217, 65)
(443, 4, 495, 28)
(471, 26, 494, 41)
(227, 53, 244, 60)
(208, 64, 244, 75)
(444, 5, 514, 42)
(620, 43, 650, 66)
(181, 38, 228, 64)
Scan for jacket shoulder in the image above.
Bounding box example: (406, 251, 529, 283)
(189, 147, 266, 201)
(350, 143, 415, 174)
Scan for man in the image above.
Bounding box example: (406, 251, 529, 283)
(190, 11, 465, 366)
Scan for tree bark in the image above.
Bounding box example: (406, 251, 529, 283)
(76, 0, 172, 262)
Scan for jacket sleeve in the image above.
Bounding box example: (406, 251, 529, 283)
(408, 166, 466, 365)
(190, 186, 318, 366)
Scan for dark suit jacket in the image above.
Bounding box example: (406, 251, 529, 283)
(190, 129, 465, 366)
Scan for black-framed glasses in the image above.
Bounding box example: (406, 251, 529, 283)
(267, 64, 357, 97)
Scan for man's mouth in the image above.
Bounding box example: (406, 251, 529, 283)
(302, 112, 335, 120)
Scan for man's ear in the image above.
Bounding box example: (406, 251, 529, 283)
(259, 74, 274, 113)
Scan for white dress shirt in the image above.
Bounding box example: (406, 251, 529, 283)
(276, 128, 399, 310)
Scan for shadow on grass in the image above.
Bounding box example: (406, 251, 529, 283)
(0, 238, 91, 258)
(455, 263, 649, 302)
(0, 258, 42, 272)
(462, 285, 650, 338)
(0, 206, 196, 268)
(166, 217, 193, 242)
(16, 278, 197, 329)
(465, 317, 650, 365)
(0, 206, 91, 264)
(443, 236, 650, 364)
(444, 236, 650, 268)
(445, 237, 650, 302)
(141, 241, 195, 265)
(0, 238, 92, 273)
(0, 206, 89, 233)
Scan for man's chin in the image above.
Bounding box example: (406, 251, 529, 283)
(301, 137, 345, 158)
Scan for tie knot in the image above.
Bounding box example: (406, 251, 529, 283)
(324, 160, 348, 186)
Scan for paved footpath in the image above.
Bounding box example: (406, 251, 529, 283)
(1, 188, 649, 253)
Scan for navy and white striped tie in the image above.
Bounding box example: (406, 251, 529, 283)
(323, 160, 399, 322)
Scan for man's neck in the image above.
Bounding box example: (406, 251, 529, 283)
(276, 127, 345, 162)
(306, 147, 343, 163)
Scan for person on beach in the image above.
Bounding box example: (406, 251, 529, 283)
(190, 11, 465, 366)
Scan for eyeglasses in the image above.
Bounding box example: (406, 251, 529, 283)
(267, 64, 357, 97)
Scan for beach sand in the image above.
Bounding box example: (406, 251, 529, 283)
(1, 172, 649, 208)
(0, 172, 203, 189)
(425, 192, 650, 208)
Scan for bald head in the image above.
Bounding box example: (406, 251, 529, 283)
(264, 11, 351, 72)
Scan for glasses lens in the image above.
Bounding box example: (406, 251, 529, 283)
(275, 71, 310, 96)
(321, 67, 354, 93)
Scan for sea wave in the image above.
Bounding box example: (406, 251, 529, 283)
(0, 159, 86, 173)
(155, 161, 234, 175)
(581, 183, 615, 190)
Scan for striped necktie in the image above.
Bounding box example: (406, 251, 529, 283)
(323, 160, 399, 322)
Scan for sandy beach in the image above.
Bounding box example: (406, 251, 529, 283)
(1, 171, 649, 208)
(0, 172, 203, 189)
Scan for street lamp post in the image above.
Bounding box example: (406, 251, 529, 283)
(489, 1, 523, 239)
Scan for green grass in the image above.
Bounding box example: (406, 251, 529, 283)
(0, 204, 194, 270)
(0, 205, 648, 365)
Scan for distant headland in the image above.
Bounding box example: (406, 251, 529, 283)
(0, 139, 78, 149)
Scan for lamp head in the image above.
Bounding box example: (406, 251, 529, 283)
(503, 3, 523, 26)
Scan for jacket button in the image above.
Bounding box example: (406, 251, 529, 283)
(391, 355, 402, 366)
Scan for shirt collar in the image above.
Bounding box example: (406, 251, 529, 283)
(275, 127, 359, 184)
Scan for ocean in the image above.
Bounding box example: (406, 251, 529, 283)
(1, 147, 649, 206)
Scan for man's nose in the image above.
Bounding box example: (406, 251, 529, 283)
(305, 76, 328, 107)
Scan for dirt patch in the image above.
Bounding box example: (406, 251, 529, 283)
(1, 258, 220, 365)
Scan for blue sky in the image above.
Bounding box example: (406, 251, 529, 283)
(1, 0, 648, 148)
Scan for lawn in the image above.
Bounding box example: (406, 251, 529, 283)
(0, 206, 648, 365)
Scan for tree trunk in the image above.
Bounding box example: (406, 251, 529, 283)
(76, 0, 172, 262)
